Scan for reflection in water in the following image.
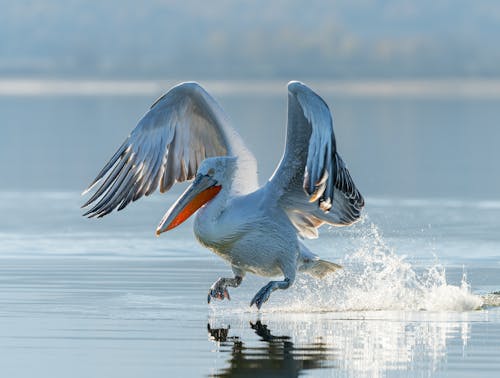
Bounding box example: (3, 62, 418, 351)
(207, 313, 474, 377)
(207, 321, 336, 377)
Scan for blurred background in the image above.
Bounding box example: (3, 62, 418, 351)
(0, 0, 499, 199)
(2, 4, 500, 377)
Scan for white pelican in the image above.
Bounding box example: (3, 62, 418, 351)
(82, 81, 364, 309)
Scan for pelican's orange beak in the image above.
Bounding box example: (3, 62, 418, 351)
(156, 174, 221, 235)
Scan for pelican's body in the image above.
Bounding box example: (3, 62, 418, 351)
(83, 81, 364, 308)
(195, 184, 298, 278)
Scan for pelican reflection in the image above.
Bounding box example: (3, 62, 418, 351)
(207, 312, 474, 377)
(207, 320, 336, 377)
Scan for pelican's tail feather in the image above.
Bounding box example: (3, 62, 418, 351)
(300, 259, 342, 279)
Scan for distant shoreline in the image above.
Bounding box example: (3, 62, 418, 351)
(1, 78, 500, 98)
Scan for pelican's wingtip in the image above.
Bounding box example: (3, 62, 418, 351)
(81, 182, 96, 197)
(287, 81, 308, 94)
(173, 81, 204, 92)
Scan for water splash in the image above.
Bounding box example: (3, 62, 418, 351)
(264, 223, 483, 313)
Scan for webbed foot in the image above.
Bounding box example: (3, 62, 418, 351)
(250, 278, 291, 309)
(207, 276, 242, 304)
(250, 282, 274, 309)
(208, 278, 230, 303)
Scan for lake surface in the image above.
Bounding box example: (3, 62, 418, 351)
(1, 192, 499, 377)
(0, 80, 499, 377)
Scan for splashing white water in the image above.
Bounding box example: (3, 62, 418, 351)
(264, 223, 482, 313)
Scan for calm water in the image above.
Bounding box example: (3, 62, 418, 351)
(1, 82, 500, 377)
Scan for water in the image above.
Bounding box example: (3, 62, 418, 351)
(1, 81, 500, 377)
(1, 192, 499, 377)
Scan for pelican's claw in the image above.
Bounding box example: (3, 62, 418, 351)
(207, 278, 231, 303)
(250, 282, 274, 309)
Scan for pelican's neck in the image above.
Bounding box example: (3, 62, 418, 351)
(196, 176, 234, 223)
(193, 177, 234, 251)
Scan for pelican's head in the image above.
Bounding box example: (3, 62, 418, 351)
(155, 156, 236, 235)
(197, 155, 238, 184)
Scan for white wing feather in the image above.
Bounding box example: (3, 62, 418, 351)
(269, 81, 364, 238)
(82, 82, 257, 217)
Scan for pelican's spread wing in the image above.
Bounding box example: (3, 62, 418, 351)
(82, 82, 257, 217)
(270, 81, 364, 238)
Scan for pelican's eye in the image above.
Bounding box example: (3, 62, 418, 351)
(207, 168, 215, 176)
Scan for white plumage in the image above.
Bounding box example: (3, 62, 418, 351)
(82, 81, 364, 309)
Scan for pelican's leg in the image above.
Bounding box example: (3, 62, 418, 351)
(250, 276, 294, 309)
(207, 275, 243, 303)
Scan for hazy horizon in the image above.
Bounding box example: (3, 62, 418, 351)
(1, 0, 500, 79)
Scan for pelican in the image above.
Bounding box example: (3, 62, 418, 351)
(82, 81, 364, 309)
